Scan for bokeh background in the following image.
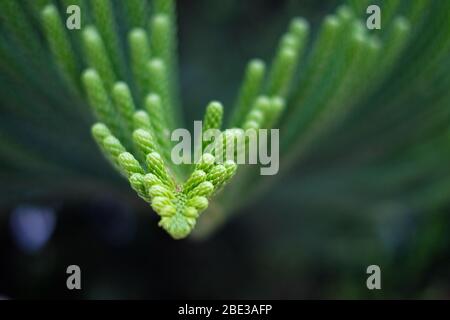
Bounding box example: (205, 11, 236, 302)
(1, 0, 450, 299)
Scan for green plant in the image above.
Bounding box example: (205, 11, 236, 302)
(1, 0, 449, 241)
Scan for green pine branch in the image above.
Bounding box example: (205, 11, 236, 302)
(38, 0, 413, 239)
(1, 0, 447, 239)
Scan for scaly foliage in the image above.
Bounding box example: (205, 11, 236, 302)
(0, 0, 449, 241)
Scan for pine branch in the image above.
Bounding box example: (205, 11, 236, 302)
(3, 0, 448, 241)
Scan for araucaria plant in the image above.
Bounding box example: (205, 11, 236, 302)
(2, 0, 447, 239)
(40, 0, 410, 238)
